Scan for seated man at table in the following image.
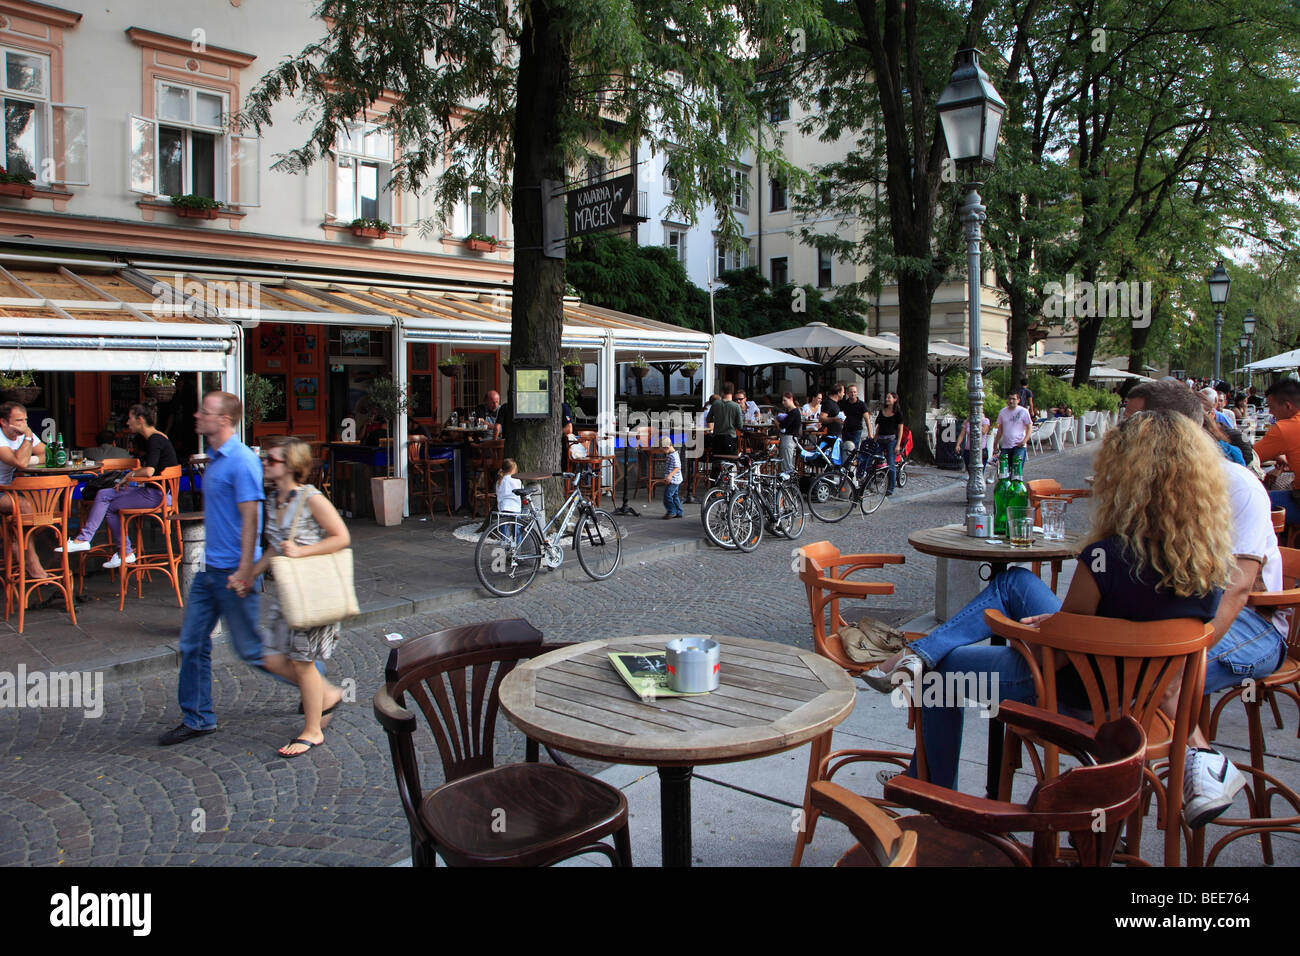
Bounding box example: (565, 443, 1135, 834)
(87, 430, 132, 461)
(0, 401, 48, 579)
(735, 389, 760, 425)
(865, 389, 1263, 826)
(475, 389, 502, 426)
(1253, 379, 1300, 523)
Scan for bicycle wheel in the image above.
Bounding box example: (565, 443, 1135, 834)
(774, 482, 805, 539)
(896, 462, 909, 487)
(727, 490, 763, 552)
(702, 494, 738, 549)
(699, 486, 726, 530)
(860, 470, 888, 515)
(474, 518, 542, 596)
(574, 509, 622, 580)
(807, 472, 855, 523)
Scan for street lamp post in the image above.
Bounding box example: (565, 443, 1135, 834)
(938, 48, 1006, 538)
(1207, 261, 1231, 382)
(1243, 308, 1256, 391)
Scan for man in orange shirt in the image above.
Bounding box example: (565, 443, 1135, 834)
(1253, 380, 1300, 523)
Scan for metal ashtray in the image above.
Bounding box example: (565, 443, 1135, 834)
(665, 637, 720, 694)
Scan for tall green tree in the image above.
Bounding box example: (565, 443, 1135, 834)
(244, 0, 825, 473)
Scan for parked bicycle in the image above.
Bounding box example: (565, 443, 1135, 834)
(700, 457, 748, 550)
(474, 466, 622, 597)
(805, 437, 890, 522)
(726, 457, 805, 552)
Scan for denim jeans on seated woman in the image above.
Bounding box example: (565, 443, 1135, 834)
(905, 567, 1063, 789)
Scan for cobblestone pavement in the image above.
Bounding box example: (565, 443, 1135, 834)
(3, 446, 1118, 866)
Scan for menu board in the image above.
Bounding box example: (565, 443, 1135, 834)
(512, 366, 551, 419)
(109, 374, 140, 421)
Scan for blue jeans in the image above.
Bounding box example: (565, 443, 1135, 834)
(1204, 606, 1287, 694)
(907, 568, 1063, 789)
(879, 436, 897, 492)
(664, 483, 682, 516)
(1268, 490, 1300, 526)
(1001, 445, 1027, 468)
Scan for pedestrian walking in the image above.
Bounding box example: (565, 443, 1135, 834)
(661, 435, 683, 518)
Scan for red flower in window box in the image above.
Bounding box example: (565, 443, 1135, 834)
(349, 218, 390, 239)
(466, 233, 498, 252)
(0, 167, 35, 199)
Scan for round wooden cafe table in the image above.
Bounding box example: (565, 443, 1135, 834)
(499, 633, 856, 867)
(15, 461, 102, 476)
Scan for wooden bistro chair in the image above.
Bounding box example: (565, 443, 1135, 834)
(984, 609, 1216, 866)
(1195, 546, 1300, 866)
(76, 457, 141, 596)
(371, 618, 633, 867)
(572, 430, 615, 506)
(408, 438, 454, 517)
(881, 704, 1147, 867)
(470, 438, 505, 518)
(117, 465, 184, 610)
(807, 782, 918, 867)
(1, 475, 77, 633)
(791, 541, 925, 867)
(1026, 479, 1091, 593)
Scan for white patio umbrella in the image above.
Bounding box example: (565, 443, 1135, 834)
(1030, 351, 1077, 369)
(1061, 365, 1145, 382)
(747, 321, 898, 365)
(1243, 348, 1300, 371)
(712, 332, 817, 368)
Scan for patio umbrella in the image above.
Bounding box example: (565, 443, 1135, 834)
(712, 333, 817, 368)
(1242, 348, 1300, 371)
(1060, 365, 1146, 382)
(747, 321, 898, 366)
(1030, 351, 1077, 370)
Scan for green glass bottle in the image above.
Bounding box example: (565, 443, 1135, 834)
(993, 455, 1012, 537)
(54, 432, 67, 467)
(44, 431, 54, 467)
(1008, 454, 1029, 514)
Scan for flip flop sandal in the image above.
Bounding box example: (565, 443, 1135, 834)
(278, 738, 323, 758)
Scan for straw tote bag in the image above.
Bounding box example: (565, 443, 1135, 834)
(269, 487, 360, 630)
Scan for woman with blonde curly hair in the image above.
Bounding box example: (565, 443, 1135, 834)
(864, 410, 1229, 791)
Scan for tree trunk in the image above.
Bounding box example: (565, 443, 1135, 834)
(509, 1, 569, 496)
(896, 273, 933, 460)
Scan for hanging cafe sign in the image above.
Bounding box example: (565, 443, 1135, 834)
(542, 171, 636, 257)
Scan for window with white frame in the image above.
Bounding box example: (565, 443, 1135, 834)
(730, 168, 749, 212)
(2, 45, 88, 186)
(770, 176, 787, 212)
(769, 98, 790, 123)
(664, 157, 679, 195)
(770, 256, 789, 287)
(665, 225, 687, 263)
(715, 238, 749, 278)
(332, 122, 393, 223)
(128, 79, 257, 205)
(818, 249, 833, 288)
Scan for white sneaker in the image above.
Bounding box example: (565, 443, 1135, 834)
(103, 552, 137, 570)
(1183, 747, 1247, 828)
(56, 539, 90, 553)
(861, 653, 923, 694)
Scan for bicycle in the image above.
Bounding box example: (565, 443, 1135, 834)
(806, 438, 889, 522)
(700, 457, 749, 550)
(726, 457, 805, 552)
(473, 466, 622, 597)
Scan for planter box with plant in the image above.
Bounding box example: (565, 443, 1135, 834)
(169, 194, 224, 219)
(244, 373, 284, 434)
(0, 167, 35, 199)
(143, 372, 178, 403)
(437, 353, 465, 377)
(630, 353, 650, 379)
(562, 351, 585, 379)
(349, 217, 391, 239)
(366, 375, 410, 526)
(465, 232, 498, 252)
(0, 370, 40, 404)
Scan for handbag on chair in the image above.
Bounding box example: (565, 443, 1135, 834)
(268, 486, 360, 630)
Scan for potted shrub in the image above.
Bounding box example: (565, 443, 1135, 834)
(465, 232, 498, 252)
(0, 370, 40, 404)
(142, 372, 178, 404)
(350, 217, 391, 239)
(366, 375, 410, 526)
(630, 353, 650, 379)
(169, 194, 224, 219)
(437, 352, 464, 377)
(243, 373, 283, 434)
(0, 167, 35, 199)
(562, 351, 585, 378)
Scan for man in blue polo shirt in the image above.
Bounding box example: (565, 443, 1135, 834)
(159, 391, 267, 745)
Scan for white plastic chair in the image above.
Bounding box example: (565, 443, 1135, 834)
(1030, 418, 1057, 454)
(1058, 417, 1078, 447)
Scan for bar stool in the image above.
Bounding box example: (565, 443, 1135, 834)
(409, 437, 454, 516)
(76, 457, 140, 596)
(1, 475, 77, 633)
(117, 465, 184, 609)
(576, 430, 615, 506)
(470, 439, 505, 517)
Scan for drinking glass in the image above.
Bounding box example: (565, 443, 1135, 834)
(1040, 498, 1067, 540)
(1008, 506, 1034, 549)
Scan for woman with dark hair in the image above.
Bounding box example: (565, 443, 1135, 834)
(875, 392, 904, 496)
(58, 403, 178, 567)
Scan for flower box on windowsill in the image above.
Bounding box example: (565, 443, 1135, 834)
(0, 183, 35, 200)
(175, 206, 220, 220)
(351, 226, 389, 239)
(466, 238, 497, 252)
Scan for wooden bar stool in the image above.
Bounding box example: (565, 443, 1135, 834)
(117, 465, 184, 609)
(470, 439, 505, 517)
(1, 475, 77, 633)
(408, 438, 454, 516)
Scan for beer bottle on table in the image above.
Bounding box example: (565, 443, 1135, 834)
(55, 432, 67, 467)
(993, 455, 1012, 537)
(45, 433, 54, 467)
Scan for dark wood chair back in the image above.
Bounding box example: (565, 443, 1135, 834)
(808, 782, 917, 867)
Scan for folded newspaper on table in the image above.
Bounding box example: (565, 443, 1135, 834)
(608, 652, 707, 698)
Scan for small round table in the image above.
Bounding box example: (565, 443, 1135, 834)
(499, 633, 857, 867)
(908, 524, 1088, 797)
(15, 462, 103, 476)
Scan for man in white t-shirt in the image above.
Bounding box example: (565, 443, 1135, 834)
(992, 393, 1033, 468)
(1125, 382, 1285, 825)
(0, 402, 47, 579)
